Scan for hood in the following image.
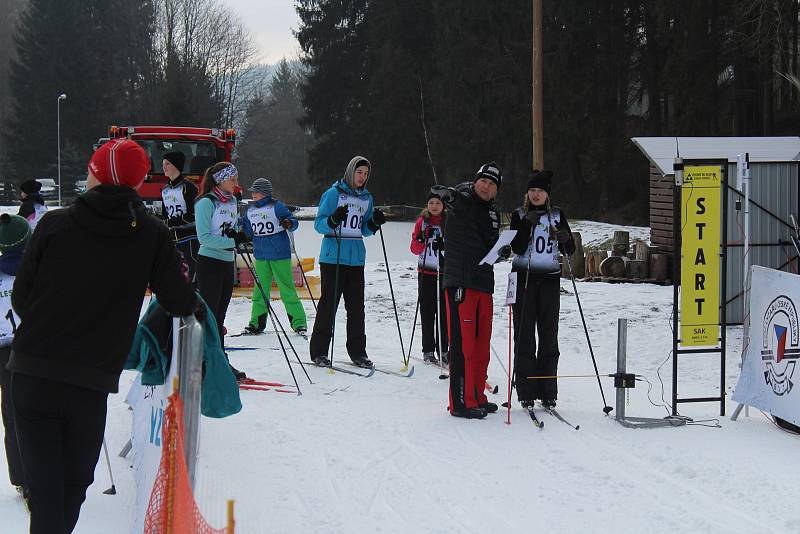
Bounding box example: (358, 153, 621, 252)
(0, 250, 24, 276)
(69, 184, 147, 238)
(252, 196, 274, 208)
(343, 156, 371, 191)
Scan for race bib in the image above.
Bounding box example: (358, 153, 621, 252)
(332, 193, 370, 239)
(418, 222, 443, 271)
(210, 199, 238, 237)
(162, 185, 188, 219)
(247, 204, 284, 237)
(0, 272, 20, 348)
(26, 203, 48, 230)
(512, 208, 561, 273)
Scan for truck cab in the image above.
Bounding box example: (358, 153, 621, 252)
(97, 125, 237, 203)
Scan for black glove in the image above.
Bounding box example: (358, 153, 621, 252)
(234, 231, 249, 246)
(193, 299, 207, 323)
(327, 205, 348, 229)
(431, 185, 454, 205)
(498, 245, 513, 261)
(367, 209, 386, 232)
(371, 209, 386, 227)
(424, 226, 436, 239)
(431, 236, 444, 253)
(414, 231, 425, 244)
(556, 227, 571, 245)
(223, 225, 237, 239)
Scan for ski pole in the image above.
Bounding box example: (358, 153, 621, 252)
(102, 438, 116, 495)
(242, 247, 311, 384)
(502, 256, 530, 409)
(436, 247, 447, 380)
(328, 226, 342, 374)
(506, 305, 512, 425)
(378, 226, 408, 368)
(407, 230, 431, 360)
(236, 246, 307, 391)
(288, 231, 317, 312)
(564, 251, 613, 415)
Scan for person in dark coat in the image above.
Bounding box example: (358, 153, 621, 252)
(432, 162, 507, 419)
(7, 139, 198, 534)
(0, 214, 31, 501)
(508, 170, 575, 409)
(17, 180, 47, 230)
(161, 151, 200, 283)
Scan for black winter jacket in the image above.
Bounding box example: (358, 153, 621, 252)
(17, 194, 45, 220)
(160, 174, 199, 240)
(8, 184, 196, 393)
(440, 182, 501, 293)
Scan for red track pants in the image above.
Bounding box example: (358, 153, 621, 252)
(446, 287, 493, 411)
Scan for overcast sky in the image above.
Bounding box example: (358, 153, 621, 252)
(222, 0, 301, 64)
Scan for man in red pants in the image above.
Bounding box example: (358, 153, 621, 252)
(433, 162, 507, 419)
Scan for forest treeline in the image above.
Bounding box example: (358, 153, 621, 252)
(295, 0, 800, 221)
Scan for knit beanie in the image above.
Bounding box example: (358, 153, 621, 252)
(527, 169, 553, 194)
(163, 151, 186, 173)
(248, 178, 273, 197)
(427, 191, 443, 201)
(475, 162, 502, 188)
(0, 213, 31, 253)
(20, 180, 42, 195)
(88, 139, 151, 189)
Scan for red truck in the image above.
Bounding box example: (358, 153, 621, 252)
(97, 125, 238, 202)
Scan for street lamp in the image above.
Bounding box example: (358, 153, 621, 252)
(57, 93, 66, 206)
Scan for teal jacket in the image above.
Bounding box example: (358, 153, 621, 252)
(195, 195, 237, 262)
(125, 296, 242, 418)
(314, 178, 376, 266)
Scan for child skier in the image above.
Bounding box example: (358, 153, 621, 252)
(240, 178, 308, 336)
(0, 214, 30, 500)
(409, 191, 448, 363)
(508, 170, 575, 409)
(195, 161, 247, 380)
(308, 156, 385, 368)
(17, 180, 47, 230)
(160, 151, 199, 283)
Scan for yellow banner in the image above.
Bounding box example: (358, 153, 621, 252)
(680, 165, 721, 347)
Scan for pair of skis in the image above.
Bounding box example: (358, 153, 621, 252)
(238, 378, 297, 394)
(525, 404, 579, 431)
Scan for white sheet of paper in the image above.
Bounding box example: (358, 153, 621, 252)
(480, 229, 517, 265)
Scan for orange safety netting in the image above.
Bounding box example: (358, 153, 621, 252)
(143, 390, 231, 534)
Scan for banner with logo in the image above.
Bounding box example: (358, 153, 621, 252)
(680, 164, 721, 347)
(125, 321, 178, 533)
(733, 266, 800, 425)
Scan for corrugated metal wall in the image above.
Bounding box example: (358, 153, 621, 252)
(725, 161, 799, 323)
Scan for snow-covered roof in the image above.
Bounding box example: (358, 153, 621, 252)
(631, 136, 800, 175)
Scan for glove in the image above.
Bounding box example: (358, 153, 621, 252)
(431, 185, 454, 205)
(327, 205, 348, 229)
(193, 299, 207, 323)
(431, 236, 444, 253)
(424, 226, 436, 238)
(280, 218, 293, 230)
(497, 245, 512, 261)
(223, 226, 237, 239)
(234, 231, 249, 246)
(367, 208, 386, 232)
(556, 227, 571, 245)
(371, 209, 386, 227)
(414, 231, 425, 244)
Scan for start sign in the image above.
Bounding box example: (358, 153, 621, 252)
(680, 165, 721, 347)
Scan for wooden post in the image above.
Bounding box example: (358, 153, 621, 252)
(611, 230, 630, 257)
(532, 0, 544, 169)
(227, 500, 235, 534)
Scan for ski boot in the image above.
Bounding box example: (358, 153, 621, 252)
(450, 406, 487, 419)
(479, 401, 499, 413)
(240, 325, 264, 336)
(422, 351, 438, 364)
(230, 365, 248, 382)
(541, 399, 557, 409)
(311, 355, 331, 367)
(351, 356, 374, 369)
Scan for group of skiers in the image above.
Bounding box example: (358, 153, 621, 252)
(0, 141, 575, 532)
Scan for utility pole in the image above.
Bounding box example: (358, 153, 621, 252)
(532, 0, 544, 169)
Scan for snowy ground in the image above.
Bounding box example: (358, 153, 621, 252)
(1, 221, 797, 534)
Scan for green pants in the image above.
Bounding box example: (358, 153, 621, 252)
(250, 258, 308, 331)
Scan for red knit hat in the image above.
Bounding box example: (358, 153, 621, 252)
(88, 139, 150, 189)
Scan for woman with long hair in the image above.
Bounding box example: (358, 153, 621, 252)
(194, 161, 246, 380)
(508, 170, 575, 409)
